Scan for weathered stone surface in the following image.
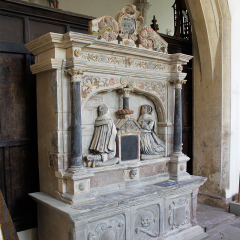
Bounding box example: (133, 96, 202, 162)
(30, 176, 207, 240)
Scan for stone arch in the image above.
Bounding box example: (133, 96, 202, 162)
(184, 0, 231, 203)
(82, 86, 166, 123)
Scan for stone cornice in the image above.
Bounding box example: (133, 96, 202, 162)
(30, 58, 63, 74)
(25, 32, 63, 55)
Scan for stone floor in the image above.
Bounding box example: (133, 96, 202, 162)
(197, 203, 240, 240)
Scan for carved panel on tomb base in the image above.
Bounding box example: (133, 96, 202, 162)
(86, 214, 125, 240)
(165, 195, 190, 232)
(132, 204, 160, 240)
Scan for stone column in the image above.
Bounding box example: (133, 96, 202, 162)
(65, 68, 86, 173)
(135, 0, 151, 26)
(169, 79, 190, 181)
(118, 87, 132, 110)
(173, 80, 184, 153)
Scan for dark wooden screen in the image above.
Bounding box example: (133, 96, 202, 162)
(160, 33, 193, 174)
(0, 0, 93, 232)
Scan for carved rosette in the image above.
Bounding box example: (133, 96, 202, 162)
(139, 27, 168, 53)
(171, 64, 183, 73)
(89, 16, 119, 42)
(168, 197, 190, 230)
(74, 49, 82, 57)
(65, 68, 86, 82)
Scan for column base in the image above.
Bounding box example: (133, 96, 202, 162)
(57, 167, 96, 204)
(169, 153, 191, 181)
(67, 165, 86, 174)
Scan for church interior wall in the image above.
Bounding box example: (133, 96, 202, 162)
(227, 0, 240, 199)
(12, 0, 240, 239)
(145, 0, 175, 35)
(21, 0, 175, 34)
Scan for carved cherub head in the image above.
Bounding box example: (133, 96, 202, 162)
(130, 169, 137, 179)
(141, 211, 154, 228)
(98, 104, 109, 116)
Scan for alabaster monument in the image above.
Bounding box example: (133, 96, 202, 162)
(25, 4, 208, 240)
(86, 104, 118, 167)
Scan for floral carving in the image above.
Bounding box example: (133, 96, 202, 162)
(106, 57, 121, 65)
(82, 76, 119, 98)
(139, 27, 168, 53)
(74, 49, 82, 57)
(155, 63, 166, 71)
(125, 57, 134, 67)
(89, 16, 119, 42)
(83, 54, 101, 62)
(135, 61, 149, 69)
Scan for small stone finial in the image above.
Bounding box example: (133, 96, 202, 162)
(150, 15, 159, 32)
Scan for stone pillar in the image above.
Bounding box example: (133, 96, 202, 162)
(169, 79, 190, 181)
(65, 68, 86, 173)
(135, 0, 151, 26)
(191, 188, 199, 226)
(118, 87, 132, 110)
(173, 80, 184, 154)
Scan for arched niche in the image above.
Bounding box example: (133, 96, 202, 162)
(81, 86, 167, 155)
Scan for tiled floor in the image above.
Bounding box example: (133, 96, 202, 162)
(197, 203, 240, 240)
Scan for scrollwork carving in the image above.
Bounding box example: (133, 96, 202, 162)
(168, 197, 190, 230)
(87, 215, 125, 240)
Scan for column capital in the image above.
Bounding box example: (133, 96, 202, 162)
(65, 68, 86, 82)
(118, 87, 132, 98)
(170, 79, 187, 89)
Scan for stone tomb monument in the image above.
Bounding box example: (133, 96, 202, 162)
(25, 4, 208, 240)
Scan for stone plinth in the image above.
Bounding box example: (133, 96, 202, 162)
(31, 176, 208, 240)
(230, 201, 240, 216)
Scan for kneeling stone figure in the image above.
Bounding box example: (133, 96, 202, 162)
(138, 105, 165, 159)
(86, 104, 118, 167)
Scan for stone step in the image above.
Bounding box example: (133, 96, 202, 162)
(197, 203, 236, 231)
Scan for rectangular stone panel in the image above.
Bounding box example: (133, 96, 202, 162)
(86, 214, 126, 240)
(132, 204, 160, 240)
(121, 135, 139, 161)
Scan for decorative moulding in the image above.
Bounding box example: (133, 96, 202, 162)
(139, 27, 168, 53)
